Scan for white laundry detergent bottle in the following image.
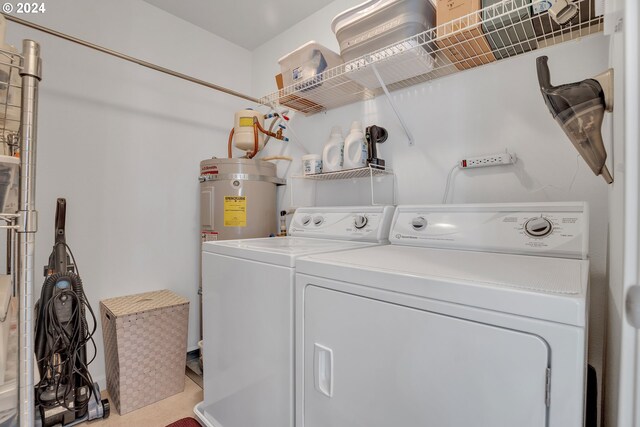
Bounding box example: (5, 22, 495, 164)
(321, 126, 344, 172)
(343, 121, 367, 169)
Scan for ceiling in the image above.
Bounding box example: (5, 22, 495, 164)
(144, 0, 336, 50)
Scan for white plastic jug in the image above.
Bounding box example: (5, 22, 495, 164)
(322, 126, 344, 172)
(343, 121, 367, 169)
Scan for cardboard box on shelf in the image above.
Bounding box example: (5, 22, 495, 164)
(435, 0, 496, 70)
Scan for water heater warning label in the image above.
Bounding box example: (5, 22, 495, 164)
(224, 196, 247, 227)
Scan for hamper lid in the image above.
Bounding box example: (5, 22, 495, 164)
(100, 289, 188, 317)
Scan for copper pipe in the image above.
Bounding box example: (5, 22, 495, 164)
(247, 118, 287, 159)
(227, 128, 234, 158)
(255, 119, 282, 140)
(248, 123, 259, 159)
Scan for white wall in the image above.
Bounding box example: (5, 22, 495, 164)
(5, 0, 252, 387)
(251, 2, 611, 421)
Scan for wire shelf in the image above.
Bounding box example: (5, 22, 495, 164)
(0, 46, 22, 155)
(259, 0, 602, 115)
(295, 165, 393, 181)
(290, 165, 395, 207)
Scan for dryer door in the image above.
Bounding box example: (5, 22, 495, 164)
(303, 285, 550, 427)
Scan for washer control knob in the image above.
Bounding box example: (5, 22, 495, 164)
(354, 215, 368, 229)
(301, 215, 312, 226)
(524, 217, 553, 237)
(313, 216, 324, 226)
(412, 216, 428, 231)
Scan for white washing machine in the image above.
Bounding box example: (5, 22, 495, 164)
(194, 205, 395, 427)
(295, 202, 589, 427)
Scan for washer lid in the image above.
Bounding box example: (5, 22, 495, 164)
(297, 245, 588, 326)
(203, 237, 380, 267)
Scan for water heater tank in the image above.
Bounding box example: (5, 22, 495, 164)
(199, 158, 282, 242)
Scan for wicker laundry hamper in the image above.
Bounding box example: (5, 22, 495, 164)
(100, 290, 189, 414)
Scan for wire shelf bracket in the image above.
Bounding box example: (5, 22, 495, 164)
(371, 63, 415, 146)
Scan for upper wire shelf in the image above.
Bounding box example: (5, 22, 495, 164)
(259, 0, 602, 115)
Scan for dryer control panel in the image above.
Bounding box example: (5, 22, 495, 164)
(290, 206, 395, 243)
(390, 202, 588, 259)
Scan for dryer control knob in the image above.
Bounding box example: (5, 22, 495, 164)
(524, 217, 553, 237)
(301, 215, 312, 226)
(354, 215, 368, 229)
(412, 216, 428, 231)
(313, 216, 324, 226)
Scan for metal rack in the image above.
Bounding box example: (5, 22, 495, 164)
(0, 39, 41, 427)
(259, 0, 603, 121)
(290, 165, 395, 207)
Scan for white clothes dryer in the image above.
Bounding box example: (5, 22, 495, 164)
(295, 202, 589, 427)
(195, 205, 395, 427)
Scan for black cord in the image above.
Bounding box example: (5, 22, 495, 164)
(64, 243, 79, 276)
(35, 269, 99, 413)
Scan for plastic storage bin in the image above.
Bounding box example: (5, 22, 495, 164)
(100, 290, 189, 415)
(278, 41, 343, 92)
(482, 0, 537, 59)
(332, 0, 436, 89)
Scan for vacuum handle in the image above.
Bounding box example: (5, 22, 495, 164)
(536, 56, 553, 91)
(54, 198, 66, 244)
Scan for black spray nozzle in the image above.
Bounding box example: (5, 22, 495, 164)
(365, 126, 388, 161)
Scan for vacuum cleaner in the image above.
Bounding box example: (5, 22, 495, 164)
(536, 55, 614, 184)
(34, 198, 109, 426)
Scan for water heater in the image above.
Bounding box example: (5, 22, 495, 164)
(199, 158, 283, 242)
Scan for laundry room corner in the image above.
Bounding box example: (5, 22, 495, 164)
(0, 0, 636, 425)
(3, 0, 253, 389)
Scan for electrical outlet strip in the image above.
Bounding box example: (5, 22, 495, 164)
(460, 151, 517, 169)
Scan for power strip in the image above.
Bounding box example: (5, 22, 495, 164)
(460, 151, 517, 169)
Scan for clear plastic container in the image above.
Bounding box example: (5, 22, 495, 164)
(278, 41, 343, 92)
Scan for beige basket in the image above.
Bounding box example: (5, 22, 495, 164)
(100, 289, 189, 415)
